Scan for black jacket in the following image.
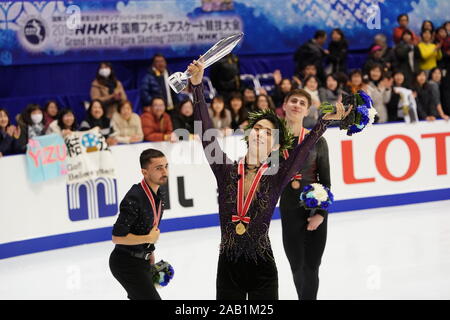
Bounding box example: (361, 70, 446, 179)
(328, 39, 348, 73)
(394, 42, 422, 87)
(112, 183, 165, 252)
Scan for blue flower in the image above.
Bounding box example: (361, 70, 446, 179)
(326, 189, 334, 202)
(303, 185, 313, 193)
(358, 90, 373, 108)
(305, 198, 318, 208)
(320, 202, 329, 209)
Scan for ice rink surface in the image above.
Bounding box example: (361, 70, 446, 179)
(1, 200, 449, 300)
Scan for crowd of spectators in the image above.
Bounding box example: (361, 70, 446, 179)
(1, 14, 449, 158)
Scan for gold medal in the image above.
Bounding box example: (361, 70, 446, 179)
(291, 180, 301, 189)
(236, 222, 246, 235)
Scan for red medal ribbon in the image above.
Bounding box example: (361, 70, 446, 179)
(140, 179, 162, 227)
(232, 158, 269, 224)
(283, 127, 305, 181)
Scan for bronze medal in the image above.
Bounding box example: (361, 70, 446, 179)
(236, 222, 246, 235)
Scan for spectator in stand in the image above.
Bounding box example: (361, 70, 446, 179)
(293, 63, 316, 87)
(328, 28, 348, 74)
(393, 70, 407, 88)
(393, 14, 418, 44)
(46, 108, 78, 137)
(294, 30, 328, 83)
(254, 94, 275, 112)
(227, 92, 248, 131)
(418, 30, 442, 74)
(413, 71, 439, 121)
(80, 99, 118, 145)
(428, 67, 449, 120)
(364, 45, 391, 74)
(0, 108, 21, 157)
(334, 71, 349, 90)
(17, 104, 47, 151)
(171, 99, 196, 137)
(111, 100, 144, 144)
(435, 27, 448, 45)
(242, 87, 257, 111)
(386, 72, 401, 122)
(209, 53, 241, 100)
(345, 69, 366, 94)
(140, 53, 179, 113)
(208, 95, 232, 136)
(141, 96, 176, 142)
(369, 33, 396, 71)
(439, 27, 450, 115)
(319, 74, 347, 105)
(43, 100, 59, 130)
(302, 75, 323, 128)
(442, 21, 450, 34)
(366, 64, 392, 123)
(394, 30, 422, 87)
(272, 70, 294, 108)
(421, 20, 435, 34)
(90, 62, 127, 119)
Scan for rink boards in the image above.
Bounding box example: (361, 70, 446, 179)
(1, 120, 449, 259)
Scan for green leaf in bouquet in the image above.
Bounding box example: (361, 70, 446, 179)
(319, 102, 335, 114)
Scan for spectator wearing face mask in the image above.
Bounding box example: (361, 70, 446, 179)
(46, 108, 78, 137)
(15, 104, 46, 153)
(90, 62, 128, 119)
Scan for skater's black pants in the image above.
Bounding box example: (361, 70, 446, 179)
(280, 206, 327, 300)
(216, 253, 278, 300)
(109, 248, 161, 300)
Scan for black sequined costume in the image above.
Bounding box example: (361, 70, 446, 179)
(192, 83, 331, 299)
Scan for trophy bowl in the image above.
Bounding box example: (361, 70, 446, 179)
(168, 32, 244, 93)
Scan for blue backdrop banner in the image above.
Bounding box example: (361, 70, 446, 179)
(1, 0, 449, 66)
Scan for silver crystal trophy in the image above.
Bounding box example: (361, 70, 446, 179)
(168, 32, 244, 93)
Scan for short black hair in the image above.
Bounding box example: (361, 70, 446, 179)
(397, 14, 408, 22)
(140, 148, 166, 169)
(150, 96, 166, 107)
(314, 30, 327, 39)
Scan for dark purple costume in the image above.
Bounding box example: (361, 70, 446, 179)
(192, 83, 331, 299)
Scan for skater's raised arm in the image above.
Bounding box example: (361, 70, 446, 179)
(278, 102, 350, 188)
(189, 59, 232, 180)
